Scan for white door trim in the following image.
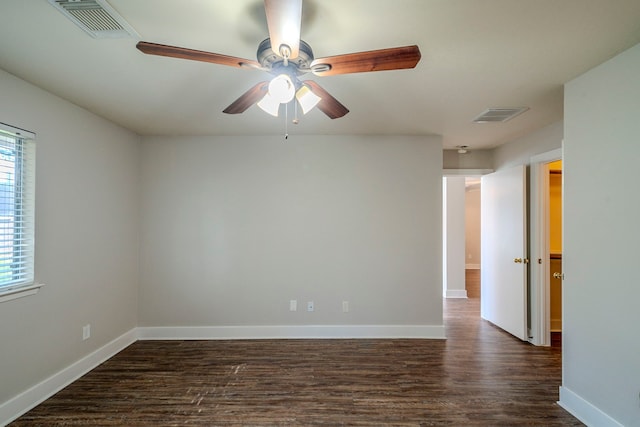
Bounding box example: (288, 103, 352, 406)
(529, 148, 562, 346)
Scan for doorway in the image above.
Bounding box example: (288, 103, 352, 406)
(548, 160, 563, 345)
(464, 177, 481, 299)
(529, 148, 563, 346)
(445, 154, 563, 347)
(442, 175, 484, 301)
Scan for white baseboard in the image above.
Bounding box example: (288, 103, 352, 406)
(465, 264, 480, 269)
(0, 329, 137, 427)
(137, 324, 447, 340)
(445, 289, 468, 299)
(558, 386, 623, 427)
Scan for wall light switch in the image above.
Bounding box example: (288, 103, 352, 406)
(342, 301, 349, 313)
(307, 301, 314, 312)
(289, 300, 297, 312)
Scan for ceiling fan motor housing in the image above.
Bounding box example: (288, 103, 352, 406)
(257, 38, 314, 75)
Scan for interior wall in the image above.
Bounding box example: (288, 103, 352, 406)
(561, 42, 640, 426)
(491, 121, 563, 171)
(443, 177, 466, 297)
(443, 149, 493, 170)
(0, 70, 140, 404)
(464, 184, 481, 268)
(138, 134, 444, 332)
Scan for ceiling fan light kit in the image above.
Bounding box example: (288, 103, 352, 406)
(135, 0, 422, 123)
(268, 74, 296, 104)
(256, 93, 281, 117)
(295, 85, 322, 115)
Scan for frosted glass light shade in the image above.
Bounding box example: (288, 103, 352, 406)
(295, 85, 321, 114)
(257, 93, 280, 117)
(268, 74, 295, 103)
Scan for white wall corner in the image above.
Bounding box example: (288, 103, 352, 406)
(0, 329, 138, 426)
(558, 386, 624, 427)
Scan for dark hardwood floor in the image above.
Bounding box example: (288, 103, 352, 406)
(465, 268, 481, 299)
(11, 277, 581, 426)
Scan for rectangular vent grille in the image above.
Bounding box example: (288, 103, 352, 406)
(49, 0, 139, 39)
(473, 107, 529, 123)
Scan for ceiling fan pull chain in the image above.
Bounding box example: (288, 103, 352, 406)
(284, 102, 289, 140)
(293, 100, 300, 125)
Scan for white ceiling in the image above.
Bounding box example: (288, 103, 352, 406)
(1, 0, 639, 149)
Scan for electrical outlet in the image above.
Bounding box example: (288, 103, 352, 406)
(342, 301, 349, 313)
(307, 301, 314, 312)
(82, 324, 91, 340)
(289, 300, 297, 312)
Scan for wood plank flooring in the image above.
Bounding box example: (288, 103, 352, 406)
(10, 283, 581, 425)
(465, 268, 481, 298)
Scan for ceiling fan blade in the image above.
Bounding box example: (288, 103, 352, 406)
(223, 81, 269, 114)
(305, 81, 349, 119)
(136, 41, 260, 69)
(264, 0, 302, 59)
(311, 45, 421, 76)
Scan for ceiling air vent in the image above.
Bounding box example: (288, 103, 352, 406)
(49, 0, 139, 39)
(473, 107, 529, 123)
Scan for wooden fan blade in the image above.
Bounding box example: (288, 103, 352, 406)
(223, 82, 269, 114)
(311, 45, 421, 76)
(264, 0, 302, 59)
(305, 81, 349, 119)
(136, 41, 260, 69)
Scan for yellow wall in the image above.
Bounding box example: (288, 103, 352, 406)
(549, 160, 562, 253)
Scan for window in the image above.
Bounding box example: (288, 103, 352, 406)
(0, 123, 37, 302)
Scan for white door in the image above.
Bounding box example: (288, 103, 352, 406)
(481, 165, 528, 341)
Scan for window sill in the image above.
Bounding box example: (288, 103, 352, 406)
(0, 283, 45, 303)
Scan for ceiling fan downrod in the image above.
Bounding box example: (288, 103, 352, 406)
(279, 44, 291, 67)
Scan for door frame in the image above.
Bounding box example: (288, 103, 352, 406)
(442, 169, 493, 299)
(529, 148, 562, 346)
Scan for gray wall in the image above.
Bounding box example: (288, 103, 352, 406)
(492, 120, 563, 171)
(443, 149, 493, 170)
(443, 176, 466, 297)
(0, 70, 140, 404)
(562, 43, 640, 426)
(138, 135, 444, 332)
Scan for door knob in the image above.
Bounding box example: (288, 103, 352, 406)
(514, 258, 523, 263)
(553, 272, 563, 280)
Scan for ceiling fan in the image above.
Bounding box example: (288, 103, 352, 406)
(136, 0, 421, 120)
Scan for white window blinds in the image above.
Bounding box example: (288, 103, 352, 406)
(0, 123, 35, 293)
